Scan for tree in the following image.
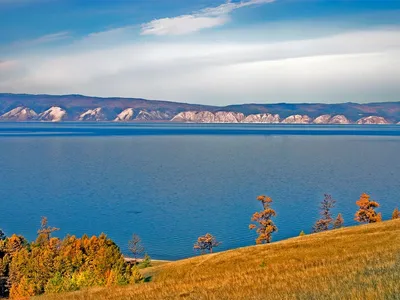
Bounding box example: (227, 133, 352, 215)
(193, 233, 221, 254)
(138, 254, 151, 269)
(333, 213, 344, 229)
(312, 194, 336, 233)
(249, 195, 278, 244)
(36, 217, 59, 245)
(392, 208, 400, 220)
(128, 234, 145, 263)
(354, 193, 381, 223)
(299, 230, 306, 236)
(0, 230, 5, 241)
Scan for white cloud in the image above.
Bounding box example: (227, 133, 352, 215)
(1, 28, 400, 104)
(141, 15, 228, 36)
(3, 31, 71, 50)
(141, 0, 275, 36)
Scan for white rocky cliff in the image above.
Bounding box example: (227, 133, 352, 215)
(78, 108, 107, 121)
(171, 111, 245, 123)
(313, 115, 350, 124)
(135, 110, 171, 121)
(0, 107, 38, 121)
(114, 108, 135, 121)
(356, 116, 390, 124)
(38, 107, 67, 122)
(242, 113, 280, 123)
(281, 115, 312, 124)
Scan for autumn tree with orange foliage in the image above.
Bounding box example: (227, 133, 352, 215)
(392, 208, 400, 220)
(0, 217, 149, 299)
(193, 233, 221, 254)
(36, 216, 59, 245)
(249, 195, 278, 244)
(333, 213, 344, 229)
(355, 193, 382, 223)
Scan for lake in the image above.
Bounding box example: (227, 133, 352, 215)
(0, 123, 399, 260)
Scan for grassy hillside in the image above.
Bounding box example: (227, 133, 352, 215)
(38, 220, 400, 300)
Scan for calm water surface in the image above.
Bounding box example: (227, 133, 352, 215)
(0, 123, 399, 259)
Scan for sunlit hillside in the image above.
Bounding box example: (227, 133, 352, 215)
(38, 219, 400, 300)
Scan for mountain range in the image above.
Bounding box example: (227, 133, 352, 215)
(0, 93, 399, 124)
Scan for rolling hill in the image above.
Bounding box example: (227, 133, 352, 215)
(38, 219, 400, 300)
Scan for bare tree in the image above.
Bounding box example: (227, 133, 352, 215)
(312, 194, 336, 233)
(128, 234, 145, 263)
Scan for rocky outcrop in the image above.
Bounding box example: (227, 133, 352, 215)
(38, 107, 67, 122)
(329, 115, 350, 124)
(214, 111, 245, 123)
(171, 111, 244, 123)
(281, 115, 312, 124)
(0, 107, 37, 121)
(171, 111, 211, 122)
(114, 108, 135, 122)
(78, 108, 107, 121)
(313, 115, 331, 124)
(242, 113, 280, 123)
(313, 114, 350, 124)
(135, 110, 171, 121)
(356, 116, 390, 124)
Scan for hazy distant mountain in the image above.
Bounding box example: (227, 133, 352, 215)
(0, 93, 399, 123)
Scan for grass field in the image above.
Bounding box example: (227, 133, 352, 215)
(38, 219, 400, 300)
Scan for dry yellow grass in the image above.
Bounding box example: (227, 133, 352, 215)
(38, 220, 400, 300)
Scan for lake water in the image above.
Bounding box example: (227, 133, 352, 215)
(0, 123, 399, 260)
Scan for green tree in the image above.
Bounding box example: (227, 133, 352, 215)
(312, 194, 336, 233)
(249, 195, 278, 244)
(138, 254, 152, 269)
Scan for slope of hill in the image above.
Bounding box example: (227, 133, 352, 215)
(38, 220, 400, 300)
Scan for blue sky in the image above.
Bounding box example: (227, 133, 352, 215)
(0, 0, 400, 104)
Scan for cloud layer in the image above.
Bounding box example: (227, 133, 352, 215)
(1, 27, 399, 104)
(141, 0, 275, 35)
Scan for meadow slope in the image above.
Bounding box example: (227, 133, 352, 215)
(39, 220, 400, 300)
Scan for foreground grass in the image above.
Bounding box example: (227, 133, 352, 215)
(39, 220, 400, 300)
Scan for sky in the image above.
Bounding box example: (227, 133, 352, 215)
(0, 0, 400, 105)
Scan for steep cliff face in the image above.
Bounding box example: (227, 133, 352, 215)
(171, 111, 203, 122)
(313, 115, 331, 124)
(38, 107, 67, 122)
(281, 115, 312, 124)
(0, 107, 37, 121)
(214, 111, 245, 123)
(114, 108, 135, 121)
(313, 114, 350, 124)
(171, 111, 244, 123)
(78, 108, 107, 121)
(135, 110, 171, 121)
(356, 116, 390, 124)
(242, 113, 280, 123)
